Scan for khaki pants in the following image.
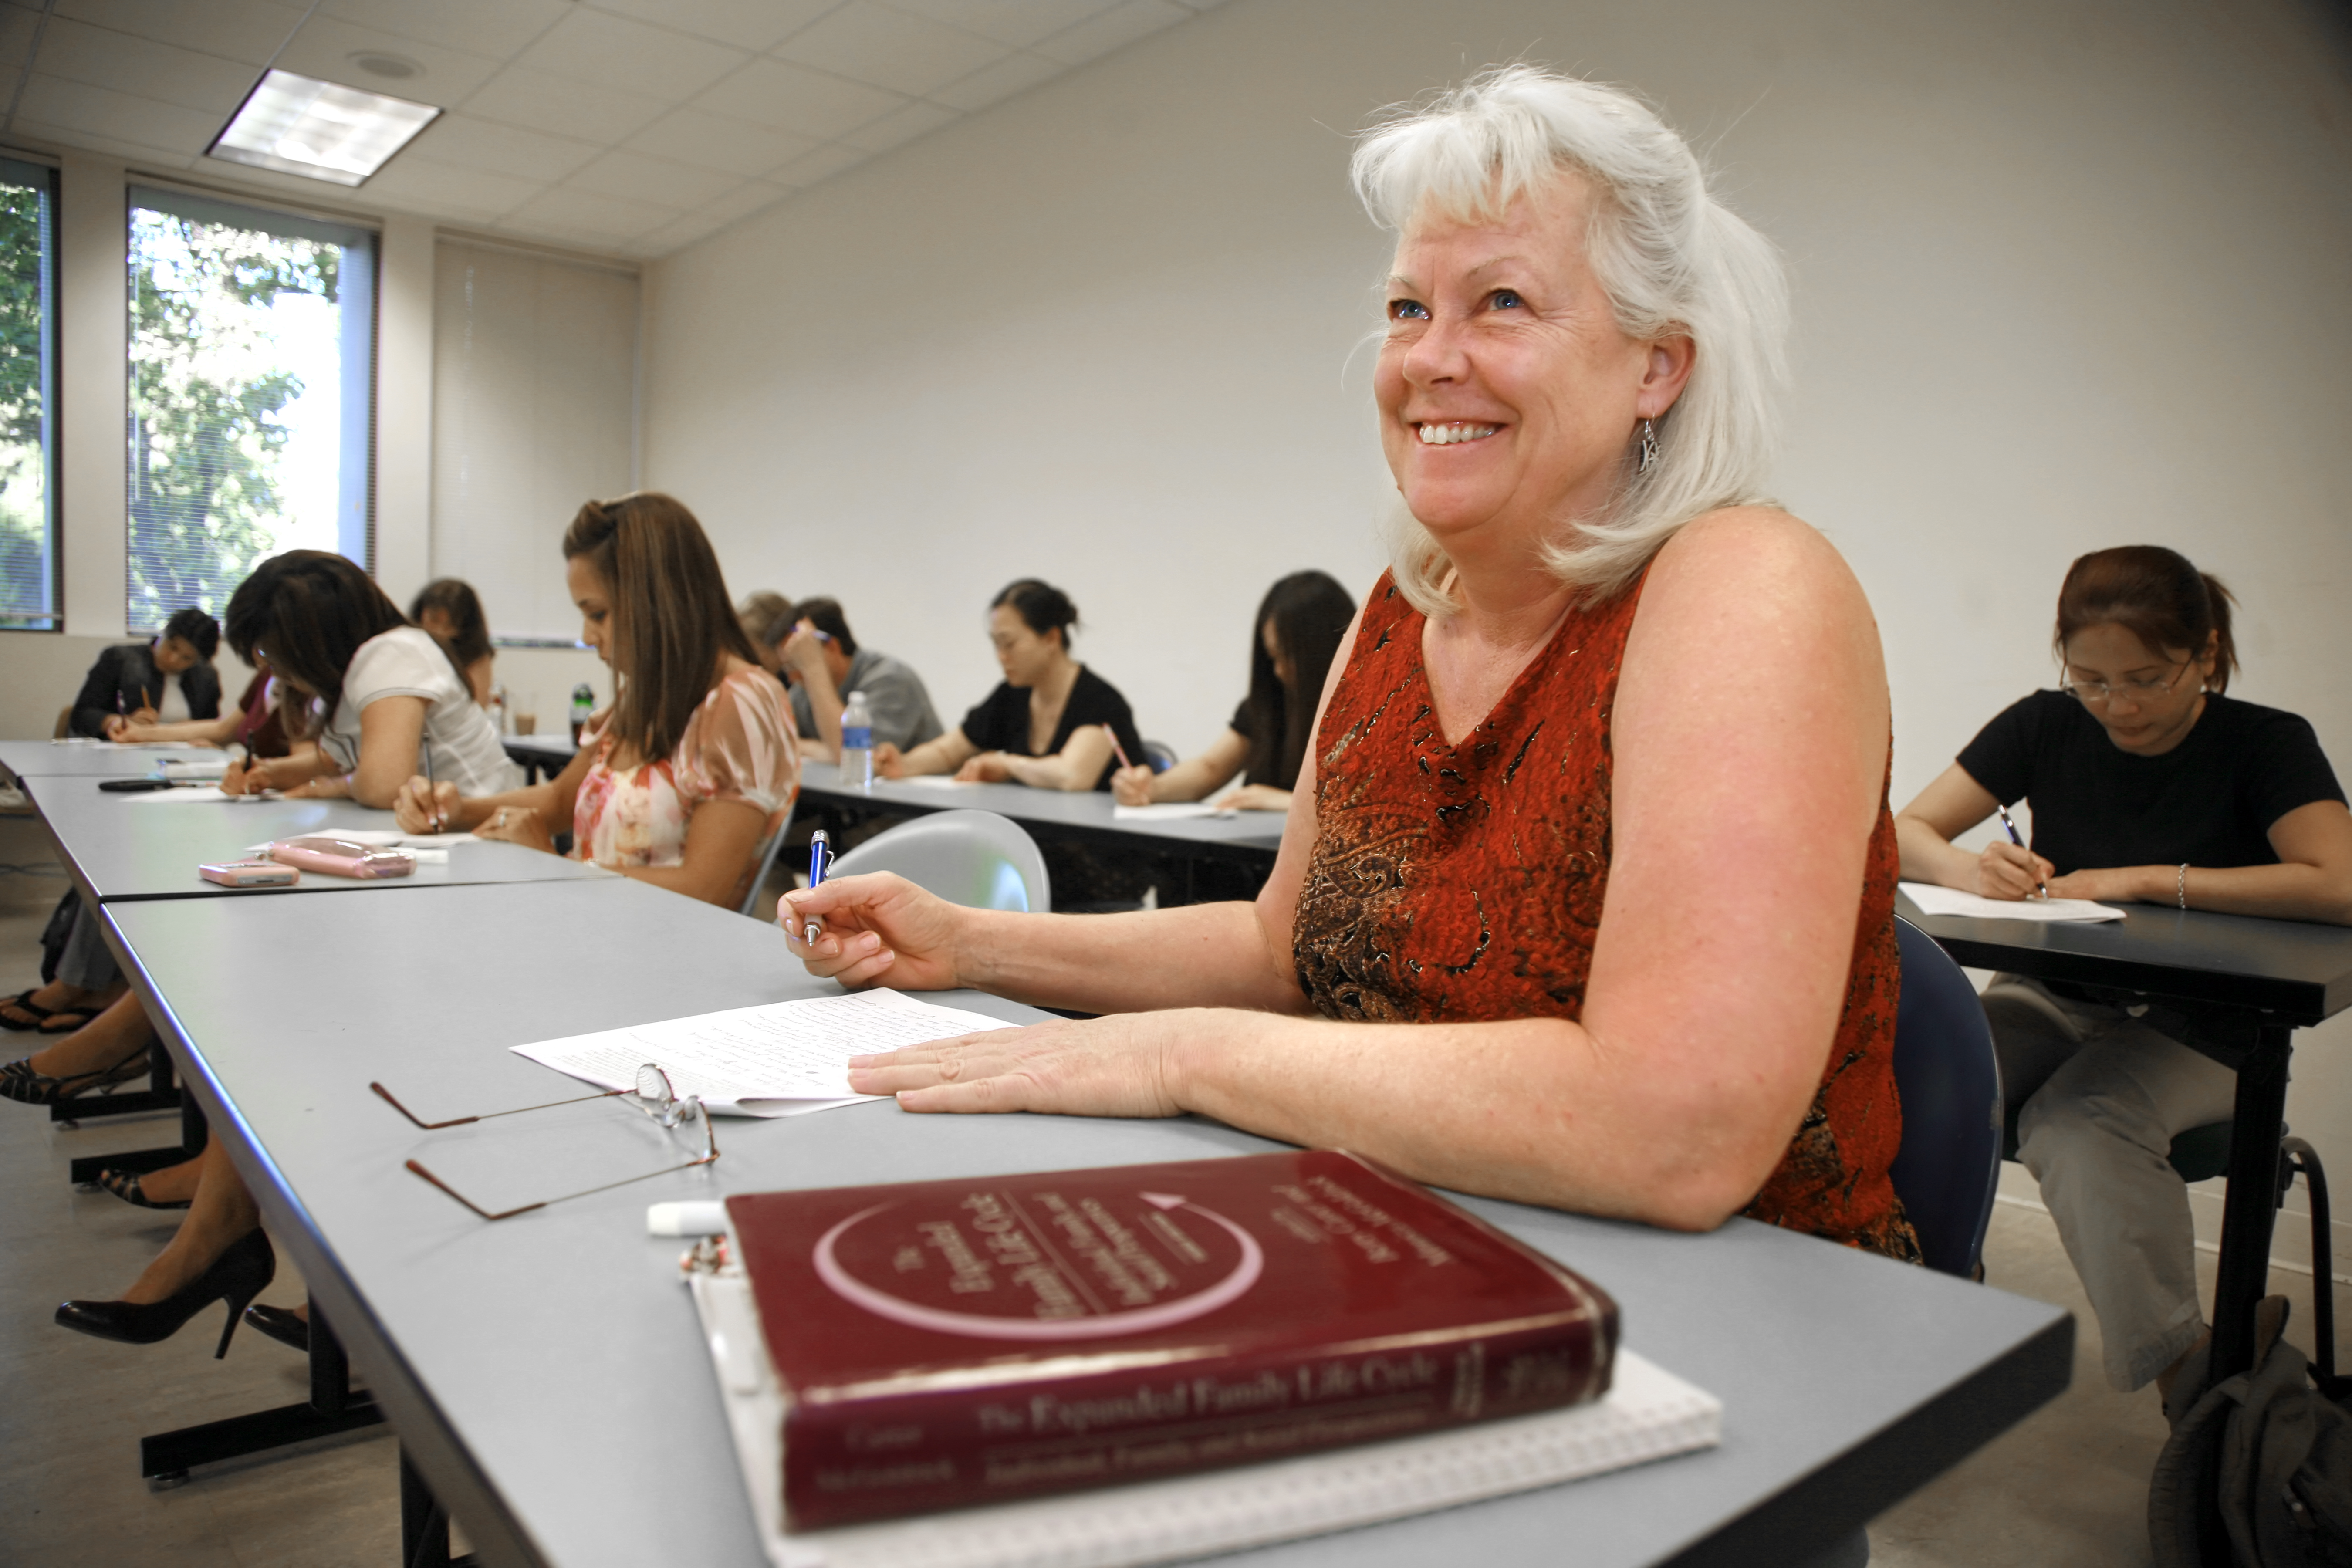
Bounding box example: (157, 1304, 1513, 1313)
(1987, 974, 2238, 1392)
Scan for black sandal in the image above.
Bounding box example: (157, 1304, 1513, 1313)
(0, 988, 56, 1031)
(95, 1167, 192, 1210)
(35, 1008, 97, 1035)
(0, 1049, 151, 1106)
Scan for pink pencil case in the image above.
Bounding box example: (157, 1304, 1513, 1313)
(265, 836, 417, 880)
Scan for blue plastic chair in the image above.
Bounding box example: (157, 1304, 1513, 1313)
(1888, 916, 2004, 1279)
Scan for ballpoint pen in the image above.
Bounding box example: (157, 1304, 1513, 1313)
(803, 828, 830, 947)
(1995, 804, 2048, 899)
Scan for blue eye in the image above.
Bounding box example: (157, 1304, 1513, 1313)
(1389, 297, 1429, 321)
(1490, 289, 1524, 310)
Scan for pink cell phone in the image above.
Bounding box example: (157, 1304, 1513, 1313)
(199, 859, 300, 888)
(265, 837, 417, 880)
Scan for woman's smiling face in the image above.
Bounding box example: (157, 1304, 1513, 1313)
(1375, 171, 1686, 558)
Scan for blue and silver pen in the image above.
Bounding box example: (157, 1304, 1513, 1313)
(803, 828, 831, 946)
(1995, 804, 2048, 899)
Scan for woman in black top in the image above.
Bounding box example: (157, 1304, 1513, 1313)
(877, 579, 1143, 792)
(69, 607, 222, 739)
(1896, 546, 2352, 1398)
(1112, 571, 1355, 812)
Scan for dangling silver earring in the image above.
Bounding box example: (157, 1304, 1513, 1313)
(1636, 417, 1659, 475)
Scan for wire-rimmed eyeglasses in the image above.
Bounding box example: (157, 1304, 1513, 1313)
(372, 1063, 719, 1221)
(2059, 660, 2194, 707)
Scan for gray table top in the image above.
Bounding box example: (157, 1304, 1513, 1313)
(1897, 890, 2352, 1025)
(0, 738, 227, 779)
(798, 761, 1288, 859)
(105, 880, 2069, 1568)
(26, 779, 615, 902)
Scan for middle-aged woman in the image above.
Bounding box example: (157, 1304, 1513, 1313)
(1897, 545, 2352, 1398)
(72, 606, 221, 739)
(781, 67, 1919, 1261)
(1112, 570, 1357, 812)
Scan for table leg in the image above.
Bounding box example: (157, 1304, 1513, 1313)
(139, 1294, 384, 1483)
(401, 1446, 475, 1567)
(2208, 1022, 2294, 1381)
(68, 1092, 206, 1186)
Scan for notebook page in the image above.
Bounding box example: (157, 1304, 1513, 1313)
(1900, 882, 2124, 923)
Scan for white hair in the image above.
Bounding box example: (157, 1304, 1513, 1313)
(1352, 66, 1791, 611)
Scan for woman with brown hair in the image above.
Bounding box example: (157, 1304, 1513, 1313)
(1897, 544, 2352, 1398)
(396, 492, 796, 910)
(409, 577, 497, 707)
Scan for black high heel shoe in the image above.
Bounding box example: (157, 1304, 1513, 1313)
(0, 1047, 151, 1106)
(243, 1303, 309, 1353)
(55, 1230, 275, 1359)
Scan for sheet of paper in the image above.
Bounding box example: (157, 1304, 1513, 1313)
(122, 786, 277, 804)
(898, 775, 977, 789)
(240, 827, 479, 847)
(1899, 882, 2124, 923)
(1112, 802, 1237, 821)
(510, 989, 1021, 1117)
(156, 758, 230, 779)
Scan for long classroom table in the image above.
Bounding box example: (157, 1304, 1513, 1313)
(29, 767, 2074, 1566)
(1900, 891, 2352, 1384)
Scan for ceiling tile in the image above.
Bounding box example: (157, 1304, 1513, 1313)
(402, 113, 600, 182)
(622, 108, 818, 179)
(884, 0, 1120, 49)
(564, 149, 740, 209)
(1031, 0, 1188, 66)
(51, 0, 306, 65)
(462, 65, 671, 143)
(503, 182, 681, 240)
(316, 0, 571, 60)
(10, 118, 198, 169)
(693, 57, 903, 140)
(679, 176, 791, 230)
(357, 154, 541, 219)
(775, 2, 1010, 98)
(514, 7, 751, 100)
(928, 48, 1063, 112)
(30, 16, 258, 113)
(270, 14, 506, 106)
(582, 0, 838, 54)
(838, 98, 956, 154)
(767, 139, 868, 189)
(17, 73, 222, 153)
(0, 5, 41, 71)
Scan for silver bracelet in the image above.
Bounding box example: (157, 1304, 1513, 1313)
(2176, 863, 2189, 910)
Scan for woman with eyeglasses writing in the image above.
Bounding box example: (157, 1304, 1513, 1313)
(1896, 544, 2352, 1402)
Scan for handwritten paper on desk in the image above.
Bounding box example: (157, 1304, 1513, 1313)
(509, 989, 1019, 1117)
(1112, 802, 1238, 821)
(1899, 882, 2125, 923)
(896, 775, 976, 789)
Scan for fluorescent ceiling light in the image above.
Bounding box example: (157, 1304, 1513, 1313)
(207, 69, 439, 187)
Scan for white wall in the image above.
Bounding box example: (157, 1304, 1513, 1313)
(641, 0, 2352, 1268)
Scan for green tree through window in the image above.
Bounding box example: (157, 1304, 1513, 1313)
(0, 165, 54, 629)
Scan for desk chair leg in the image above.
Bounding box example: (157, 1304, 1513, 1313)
(2208, 1024, 2294, 1382)
(139, 1295, 385, 1484)
(68, 1092, 206, 1188)
(401, 1447, 476, 1568)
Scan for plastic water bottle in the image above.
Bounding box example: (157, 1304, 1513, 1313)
(569, 683, 594, 747)
(840, 690, 873, 792)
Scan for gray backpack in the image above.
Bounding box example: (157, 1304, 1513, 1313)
(2150, 1151, 2352, 1568)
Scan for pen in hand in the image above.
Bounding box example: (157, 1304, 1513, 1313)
(1102, 724, 1134, 772)
(1995, 804, 2048, 899)
(802, 829, 831, 947)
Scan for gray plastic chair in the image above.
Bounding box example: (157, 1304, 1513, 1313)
(828, 809, 1050, 913)
(735, 801, 795, 918)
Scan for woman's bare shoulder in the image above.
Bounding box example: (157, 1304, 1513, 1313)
(1645, 506, 1869, 620)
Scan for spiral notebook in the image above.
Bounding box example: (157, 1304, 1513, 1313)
(687, 1264, 1721, 1568)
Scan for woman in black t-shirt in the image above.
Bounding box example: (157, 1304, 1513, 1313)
(1896, 546, 2352, 1399)
(876, 579, 1144, 792)
(1112, 571, 1355, 813)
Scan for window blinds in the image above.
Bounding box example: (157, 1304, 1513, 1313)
(430, 239, 639, 642)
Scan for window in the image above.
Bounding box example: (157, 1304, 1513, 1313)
(0, 157, 57, 631)
(431, 238, 638, 641)
(126, 185, 375, 632)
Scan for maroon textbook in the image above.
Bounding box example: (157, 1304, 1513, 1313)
(723, 1149, 1619, 1532)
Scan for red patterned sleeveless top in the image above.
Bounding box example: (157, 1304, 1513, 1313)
(1294, 570, 1919, 1261)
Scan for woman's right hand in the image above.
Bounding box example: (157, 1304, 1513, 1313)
(872, 742, 906, 779)
(780, 872, 965, 991)
(220, 756, 270, 796)
(1977, 840, 2055, 900)
(393, 775, 461, 833)
(1110, 765, 1156, 806)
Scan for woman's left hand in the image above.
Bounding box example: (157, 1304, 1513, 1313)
(476, 805, 556, 853)
(2046, 865, 2164, 904)
(955, 751, 1012, 783)
(1216, 784, 1291, 813)
(846, 1009, 1194, 1118)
